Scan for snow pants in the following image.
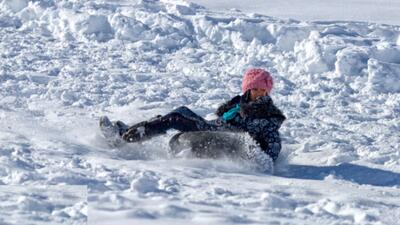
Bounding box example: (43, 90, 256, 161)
(125, 106, 220, 138)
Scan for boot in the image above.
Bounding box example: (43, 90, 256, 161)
(122, 121, 148, 142)
(122, 115, 164, 143)
(99, 116, 126, 147)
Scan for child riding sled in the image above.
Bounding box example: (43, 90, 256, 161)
(100, 68, 286, 161)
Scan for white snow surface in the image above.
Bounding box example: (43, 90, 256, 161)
(189, 0, 400, 26)
(1, 0, 400, 224)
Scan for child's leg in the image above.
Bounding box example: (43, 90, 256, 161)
(122, 106, 210, 143)
(169, 106, 207, 122)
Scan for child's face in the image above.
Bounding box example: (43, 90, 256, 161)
(250, 88, 268, 101)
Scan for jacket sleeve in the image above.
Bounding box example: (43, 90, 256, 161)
(244, 118, 282, 161)
(215, 95, 241, 116)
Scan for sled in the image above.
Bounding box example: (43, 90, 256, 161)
(168, 131, 253, 159)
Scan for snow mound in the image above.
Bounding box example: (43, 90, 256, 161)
(367, 59, 400, 93)
(130, 170, 180, 194)
(335, 46, 368, 77)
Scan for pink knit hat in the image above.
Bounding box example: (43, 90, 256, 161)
(241, 68, 273, 93)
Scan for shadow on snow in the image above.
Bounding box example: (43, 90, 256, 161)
(277, 163, 400, 187)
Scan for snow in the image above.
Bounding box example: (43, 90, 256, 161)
(0, 185, 87, 225)
(0, 0, 400, 224)
(188, 0, 400, 25)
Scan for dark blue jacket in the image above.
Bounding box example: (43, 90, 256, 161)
(214, 92, 286, 160)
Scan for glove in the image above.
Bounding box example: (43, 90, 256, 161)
(222, 104, 240, 122)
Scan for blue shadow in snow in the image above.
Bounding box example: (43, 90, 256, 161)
(277, 163, 400, 187)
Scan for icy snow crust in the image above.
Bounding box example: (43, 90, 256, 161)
(1, 0, 400, 224)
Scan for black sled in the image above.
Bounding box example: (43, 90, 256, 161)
(168, 131, 252, 159)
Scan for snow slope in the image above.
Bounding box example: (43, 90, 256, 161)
(0, 0, 400, 224)
(189, 0, 400, 25)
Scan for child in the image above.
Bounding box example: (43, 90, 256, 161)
(100, 68, 286, 161)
